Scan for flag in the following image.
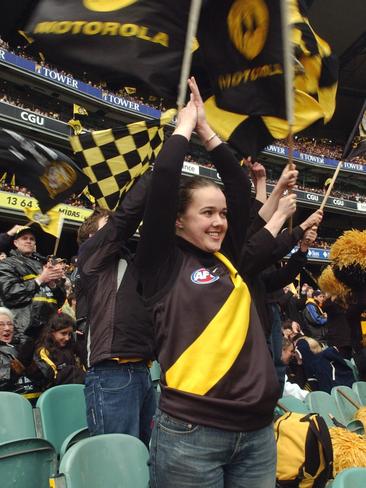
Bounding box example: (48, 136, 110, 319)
(67, 118, 84, 135)
(324, 177, 333, 188)
(0, 128, 89, 213)
(25, 0, 191, 101)
(73, 104, 88, 116)
(342, 100, 366, 161)
(196, 0, 338, 157)
(69, 109, 176, 210)
(23, 207, 63, 237)
(124, 87, 137, 95)
(82, 186, 96, 204)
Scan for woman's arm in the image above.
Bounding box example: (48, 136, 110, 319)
(136, 97, 197, 274)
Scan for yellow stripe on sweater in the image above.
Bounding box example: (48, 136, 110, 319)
(165, 252, 251, 396)
(39, 347, 57, 378)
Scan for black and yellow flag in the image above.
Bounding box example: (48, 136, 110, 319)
(196, 0, 338, 157)
(67, 119, 84, 135)
(23, 207, 63, 238)
(73, 104, 88, 116)
(0, 128, 89, 213)
(24, 0, 191, 101)
(124, 87, 137, 95)
(69, 109, 176, 210)
(342, 100, 366, 161)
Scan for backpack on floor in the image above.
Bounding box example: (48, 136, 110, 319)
(275, 412, 333, 488)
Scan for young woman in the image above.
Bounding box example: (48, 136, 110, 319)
(136, 78, 297, 487)
(34, 312, 85, 389)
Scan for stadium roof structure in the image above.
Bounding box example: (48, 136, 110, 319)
(306, 0, 366, 143)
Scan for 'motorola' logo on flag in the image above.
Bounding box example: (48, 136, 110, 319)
(191, 268, 219, 285)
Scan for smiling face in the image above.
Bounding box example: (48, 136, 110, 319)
(13, 232, 36, 256)
(52, 326, 73, 348)
(176, 185, 228, 253)
(0, 313, 14, 343)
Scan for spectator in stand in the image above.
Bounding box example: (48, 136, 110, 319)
(33, 312, 85, 390)
(295, 337, 354, 393)
(0, 307, 27, 391)
(303, 289, 328, 341)
(281, 337, 309, 400)
(0, 224, 25, 253)
(0, 226, 66, 344)
(323, 294, 352, 359)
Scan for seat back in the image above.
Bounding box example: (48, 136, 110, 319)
(0, 438, 57, 488)
(59, 427, 89, 459)
(58, 433, 149, 487)
(36, 384, 87, 455)
(0, 392, 36, 442)
(331, 385, 360, 424)
(277, 396, 310, 414)
(332, 467, 366, 488)
(353, 381, 366, 406)
(305, 391, 345, 427)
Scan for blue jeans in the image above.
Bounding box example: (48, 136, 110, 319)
(84, 361, 156, 447)
(149, 410, 276, 488)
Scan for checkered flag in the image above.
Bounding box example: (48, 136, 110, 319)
(69, 109, 176, 210)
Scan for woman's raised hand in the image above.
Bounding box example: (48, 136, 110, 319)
(173, 93, 198, 139)
(188, 76, 207, 134)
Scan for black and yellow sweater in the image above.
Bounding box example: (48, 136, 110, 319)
(136, 135, 280, 432)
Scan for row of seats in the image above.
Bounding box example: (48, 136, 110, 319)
(277, 382, 366, 433)
(0, 434, 149, 488)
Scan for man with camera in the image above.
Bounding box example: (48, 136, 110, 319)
(0, 226, 66, 344)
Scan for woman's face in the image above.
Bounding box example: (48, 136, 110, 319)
(0, 314, 14, 343)
(176, 186, 228, 253)
(52, 326, 73, 348)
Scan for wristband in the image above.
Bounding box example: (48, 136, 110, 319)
(204, 133, 217, 145)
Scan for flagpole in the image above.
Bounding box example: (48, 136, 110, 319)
(176, 0, 203, 110)
(52, 216, 64, 256)
(280, 0, 295, 232)
(320, 99, 366, 212)
(319, 160, 342, 212)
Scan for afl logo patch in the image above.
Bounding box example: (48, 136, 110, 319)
(191, 268, 219, 285)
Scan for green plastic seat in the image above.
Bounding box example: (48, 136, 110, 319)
(0, 438, 57, 488)
(57, 433, 149, 487)
(344, 358, 359, 381)
(332, 467, 366, 488)
(59, 427, 89, 459)
(277, 396, 310, 414)
(305, 391, 346, 428)
(331, 386, 360, 425)
(0, 392, 36, 442)
(353, 381, 366, 406)
(35, 384, 87, 455)
(150, 361, 161, 383)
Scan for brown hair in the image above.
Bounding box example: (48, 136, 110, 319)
(177, 176, 222, 216)
(77, 207, 111, 245)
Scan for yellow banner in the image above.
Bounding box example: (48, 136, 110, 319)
(0, 191, 92, 223)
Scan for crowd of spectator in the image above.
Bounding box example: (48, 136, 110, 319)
(275, 137, 366, 165)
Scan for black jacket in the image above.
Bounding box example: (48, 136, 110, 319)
(0, 250, 66, 342)
(78, 173, 155, 367)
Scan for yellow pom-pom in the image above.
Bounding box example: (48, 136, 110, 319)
(318, 265, 351, 300)
(329, 426, 366, 476)
(330, 230, 366, 270)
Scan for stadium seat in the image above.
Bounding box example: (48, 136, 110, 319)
(332, 467, 366, 488)
(55, 434, 149, 487)
(0, 438, 57, 488)
(306, 391, 364, 434)
(277, 396, 310, 414)
(0, 392, 36, 442)
(331, 386, 360, 424)
(59, 427, 89, 459)
(344, 358, 359, 381)
(150, 361, 161, 384)
(35, 384, 87, 455)
(305, 391, 347, 428)
(353, 381, 366, 405)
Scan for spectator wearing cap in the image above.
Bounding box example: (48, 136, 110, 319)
(303, 289, 328, 341)
(0, 226, 66, 344)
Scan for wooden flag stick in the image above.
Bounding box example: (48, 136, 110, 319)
(337, 388, 361, 410)
(52, 216, 64, 257)
(176, 0, 203, 111)
(319, 160, 343, 212)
